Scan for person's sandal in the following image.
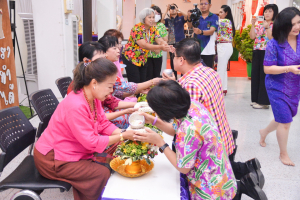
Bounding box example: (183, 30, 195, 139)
(253, 104, 269, 109)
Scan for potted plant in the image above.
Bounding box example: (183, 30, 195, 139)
(231, 30, 242, 61)
(239, 24, 254, 78)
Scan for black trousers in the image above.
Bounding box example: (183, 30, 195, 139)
(251, 50, 270, 105)
(169, 52, 178, 80)
(122, 54, 147, 83)
(201, 55, 215, 68)
(146, 57, 163, 81)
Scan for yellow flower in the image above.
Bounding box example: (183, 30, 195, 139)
(131, 149, 137, 153)
(141, 146, 147, 150)
(123, 149, 127, 153)
(142, 142, 149, 147)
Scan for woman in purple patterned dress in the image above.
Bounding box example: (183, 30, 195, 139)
(259, 7, 300, 166)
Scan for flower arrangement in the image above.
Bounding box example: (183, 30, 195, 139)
(114, 140, 159, 165)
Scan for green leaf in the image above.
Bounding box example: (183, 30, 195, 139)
(195, 160, 208, 180)
(220, 157, 225, 174)
(184, 126, 193, 144)
(210, 176, 218, 184)
(222, 180, 234, 190)
(216, 197, 220, 200)
(200, 124, 210, 136)
(145, 157, 151, 165)
(210, 155, 221, 166)
(181, 149, 197, 167)
(195, 187, 211, 199)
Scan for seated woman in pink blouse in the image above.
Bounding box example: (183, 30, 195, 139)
(34, 58, 136, 200)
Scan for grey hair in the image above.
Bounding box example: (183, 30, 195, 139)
(139, 8, 155, 23)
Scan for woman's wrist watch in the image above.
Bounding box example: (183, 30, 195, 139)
(159, 143, 169, 153)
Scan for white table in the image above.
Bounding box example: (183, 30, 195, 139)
(102, 133, 181, 200)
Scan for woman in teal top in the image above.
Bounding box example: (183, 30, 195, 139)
(146, 6, 168, 80)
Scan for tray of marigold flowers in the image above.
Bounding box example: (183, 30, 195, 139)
(111, 139, 160, 178)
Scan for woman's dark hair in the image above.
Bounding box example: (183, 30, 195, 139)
(273, 7, 300, 44)
(98, 35, 118, 52)
(263, 4, 279, 21)
(147, 80, 191, 122)
(221, 5, 236, 37)
(103, 29, 124, 40)
(79, 41, 105, 62)
(73, 58, 117, 93)
(151, 5, 162, 22)
(175, 38, 201, 65)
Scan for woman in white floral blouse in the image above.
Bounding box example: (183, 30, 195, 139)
(217, 5, 236, 96)
(249, 4, 278, 109)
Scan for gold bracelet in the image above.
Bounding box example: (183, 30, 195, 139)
(120, 133, 124, 141)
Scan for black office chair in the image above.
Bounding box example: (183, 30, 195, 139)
(55, 76, 72, 98)
(29, 89, 59, 139)
(0, 106, 71, 200)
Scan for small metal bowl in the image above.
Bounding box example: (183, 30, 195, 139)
(163, 69, 173, 77)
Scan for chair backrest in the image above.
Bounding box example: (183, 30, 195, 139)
(55, 77, 72, 98)
(30, 89, 59, 138)
(0, 107, 36, 172)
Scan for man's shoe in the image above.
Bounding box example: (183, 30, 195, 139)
(250, 102, 257, 106)
(232, 130, 238, 140)
(253, 104, 269, 109)
(240, 172, 268, 200)
(245, 158, 265, 189)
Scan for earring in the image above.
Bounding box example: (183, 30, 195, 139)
(93, 86, 95, 90)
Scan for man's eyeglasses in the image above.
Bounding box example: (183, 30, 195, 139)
(200, 2, 209, 6)
(174, 56, 186, 60)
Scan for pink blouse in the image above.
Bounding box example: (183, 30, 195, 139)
(35, 90, 118, 162)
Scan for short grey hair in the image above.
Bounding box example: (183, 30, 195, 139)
(139, 8, 155, 23)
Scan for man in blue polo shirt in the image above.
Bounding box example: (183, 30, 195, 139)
(188, 0, 218, 68)
(162, 4, 188, 79)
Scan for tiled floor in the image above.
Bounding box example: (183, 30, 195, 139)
(1, 77, 299, 200)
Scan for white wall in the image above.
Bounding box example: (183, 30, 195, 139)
(14, 14, 28, 77)
(97, 0, 117, 38)
(122, 0, 135, 39)
(151, 0, 227, 15)
(276, 0, 292, 11)
(136, 0, 152, 24)
(32, 0, 74, 97)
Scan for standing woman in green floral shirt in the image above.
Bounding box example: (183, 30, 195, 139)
(146, 6, 168, 80)
(122, 8, 171, 83)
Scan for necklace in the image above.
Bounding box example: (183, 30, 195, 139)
(83, 89, 98, 122)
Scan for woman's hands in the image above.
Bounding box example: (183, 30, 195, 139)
(133, 127, 165, 147)
(288, 65, 300, 75)
(123, 108, 139, 114)
(152, 77, 163, 85)
(263, 20, 270, 29)
(160, 43, 171, 52)
(122, 129, 136, 141)
(138, 112, 155, 124)
(251, 17, 257, 25)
